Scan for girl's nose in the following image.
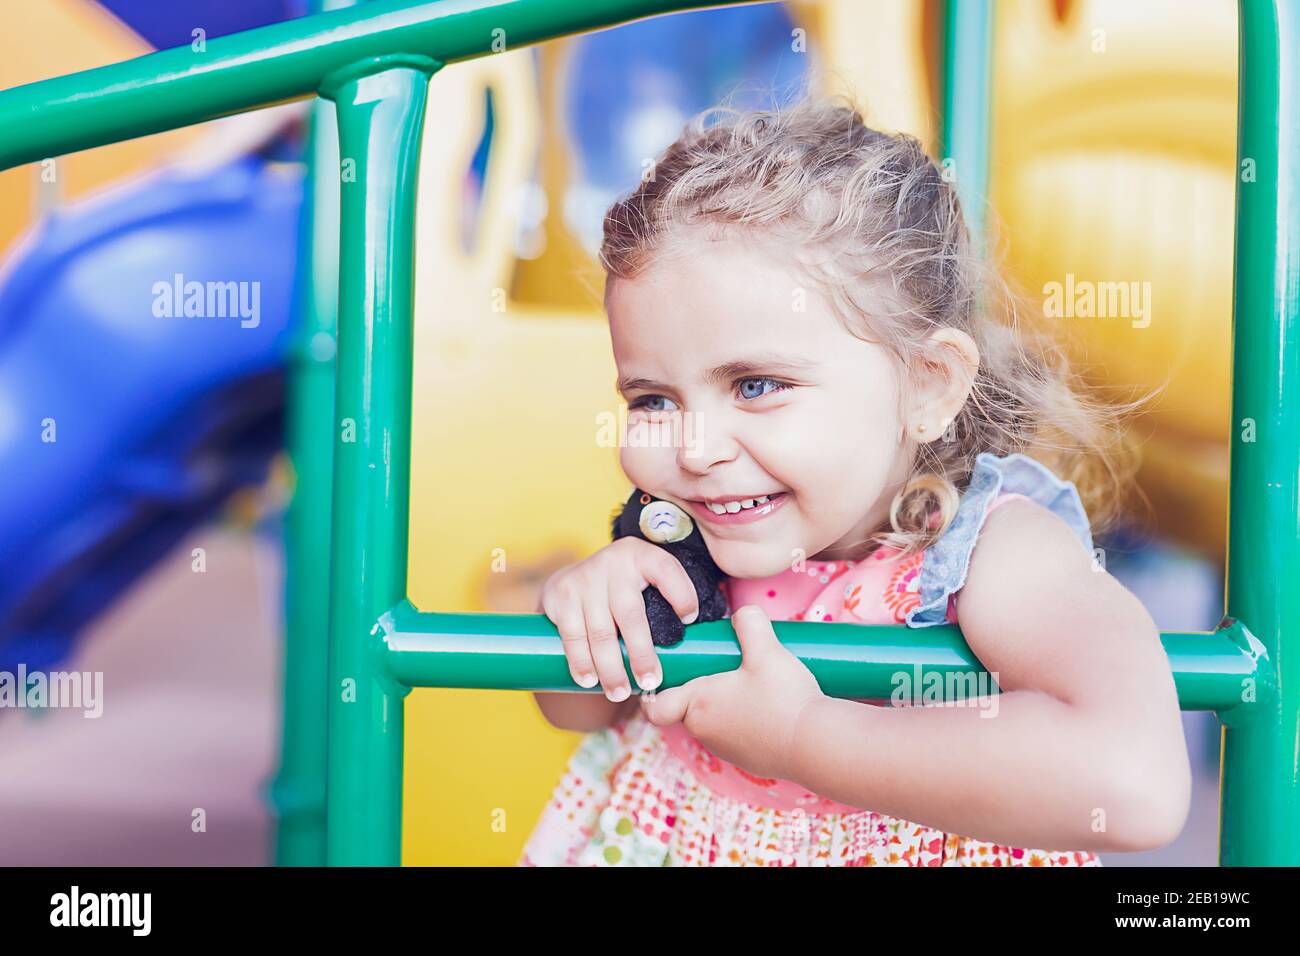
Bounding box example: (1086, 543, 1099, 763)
(676, 409, 739, 475)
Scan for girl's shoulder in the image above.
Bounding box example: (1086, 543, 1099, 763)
(904, 451, 1094, 628)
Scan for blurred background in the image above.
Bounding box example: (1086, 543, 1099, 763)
(0, 0, 1235, 865)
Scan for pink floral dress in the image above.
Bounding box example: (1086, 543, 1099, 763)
(519, 452, 1103, 866)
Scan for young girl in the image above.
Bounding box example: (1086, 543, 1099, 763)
(519, 97, 1190, 866)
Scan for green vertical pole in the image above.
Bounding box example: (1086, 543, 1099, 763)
(321, 57, 437, 866)
(269, 96, 338, 866)
(940, 0, 993, 249)
(271, 0, 356, 871)
(1219, 0, 1299, 866)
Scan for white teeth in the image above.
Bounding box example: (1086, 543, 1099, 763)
(704, 493, 780, 515)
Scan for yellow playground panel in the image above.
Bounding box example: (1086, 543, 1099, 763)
(993, 0, 1236, 555)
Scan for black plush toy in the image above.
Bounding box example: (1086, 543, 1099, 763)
(610, 487, 730, 646)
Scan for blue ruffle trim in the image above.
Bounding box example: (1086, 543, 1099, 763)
(904, 452, 1094, 628)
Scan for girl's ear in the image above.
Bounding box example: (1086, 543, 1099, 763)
(905, 328, 980, 442)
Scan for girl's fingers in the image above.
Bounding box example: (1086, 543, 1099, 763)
(640, 682, 691, 727)
(581, 592, 631, 703)
(632, 538, 700, 625)
(542, 589, 597, 689)
(608, 575, 661, 693)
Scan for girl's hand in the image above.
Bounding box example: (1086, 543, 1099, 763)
(640, 604, 826, 781)
(539, 536, 700, 701)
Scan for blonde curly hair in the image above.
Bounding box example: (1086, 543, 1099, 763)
(599, 94, 1143, 558)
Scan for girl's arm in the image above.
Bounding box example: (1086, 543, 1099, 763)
(533, 690, 639, 732)
(787, 497, 1191, 853)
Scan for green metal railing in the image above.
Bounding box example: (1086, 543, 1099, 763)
(271, 0, 349, 868)
(940, 0, 993, 247)
(0, 0, 1293, 866)
(1220, 0, 1298, 866)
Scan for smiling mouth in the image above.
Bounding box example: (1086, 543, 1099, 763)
(699, 493, 781, 515)
(683, 490, 792, 522)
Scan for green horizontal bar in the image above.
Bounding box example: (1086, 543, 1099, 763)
(379, 601, 1266, 714)
(0, 0, 754, 172)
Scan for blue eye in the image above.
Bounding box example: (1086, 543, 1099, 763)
(737, 377, 793, 400)
(628, 378, 792, 411)
(629, 395, 680, 413)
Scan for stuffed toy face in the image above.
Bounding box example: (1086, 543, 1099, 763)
(610, 488, 730, 646)
(638, 498, 694, 544)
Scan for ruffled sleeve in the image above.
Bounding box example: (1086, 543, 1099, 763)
(904, 452, 1095, 628)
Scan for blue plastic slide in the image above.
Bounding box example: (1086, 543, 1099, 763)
(0, 156, 303, 670)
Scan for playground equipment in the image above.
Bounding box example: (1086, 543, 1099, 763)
(0, 156, 299, 670)
(0, 0, 1293, 867)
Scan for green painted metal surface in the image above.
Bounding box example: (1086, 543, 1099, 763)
(381, 602, 1266, 715)
(270, 0, 353, 873)
(1220, 0, 1299, 866)
(322, 62, 434, 865)
(268, 97, 338, 867)
(940, 0, 993, 247)
(0, 0, 746, 170)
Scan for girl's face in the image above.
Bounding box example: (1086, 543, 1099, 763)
(608, 237, 928, 579)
